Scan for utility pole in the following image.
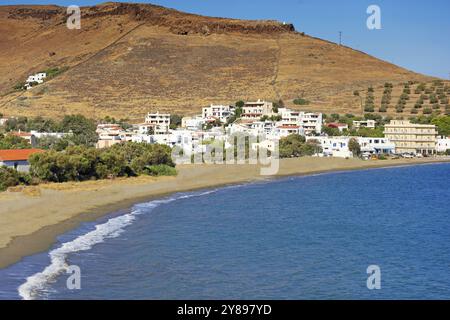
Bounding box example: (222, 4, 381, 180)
(339, 31, 342, 46)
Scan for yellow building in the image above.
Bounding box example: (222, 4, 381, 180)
(384, 120, 437, 155)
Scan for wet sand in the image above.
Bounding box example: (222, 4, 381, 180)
(0, 156, 449, 269)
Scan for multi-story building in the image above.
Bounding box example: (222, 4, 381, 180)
(202, 105, 233, 123)
(384, 120, 437, 155)
(241, 100, 274, 120)
(300, 112, 322, 135)
(143, 112, 171, 135)
(278, 108, 322, 136)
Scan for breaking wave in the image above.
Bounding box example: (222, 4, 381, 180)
(18, 190, 218, 300)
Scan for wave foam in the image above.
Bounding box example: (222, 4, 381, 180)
(18, 190, 217, 300)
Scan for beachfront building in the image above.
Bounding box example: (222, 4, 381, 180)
(0, 149, 43, 172)
(436, 136, 450, 153)
(384, 120, 437, 155)
(357, 137, 396, 155)
(353, 120, 376, 129)
(202, 105, 234, 123)
(142, 112, 171, 135)
(241, 100, 274, 120)
(306, 136, 353, 158)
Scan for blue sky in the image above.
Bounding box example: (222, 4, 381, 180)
(2, 0, 449, 79)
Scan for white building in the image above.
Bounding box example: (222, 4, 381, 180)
(25, 72, 47, 89)
(278, 108, 322, 136)
(181, 116, 205, 131)
(143, 112, 171, 135)
(202, 105, 233, 123)
(357, 137, 396, 154)
(436, 136, 450, 153)
(353, 120, 376, 129)
(277, 125, 303, 138)
(306, 136, 353, 158)
(0, 118, 9, 126)
(241, 100, 274, 120)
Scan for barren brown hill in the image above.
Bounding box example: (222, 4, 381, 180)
(0, 2, 437, 120)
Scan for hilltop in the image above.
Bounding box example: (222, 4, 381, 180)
(0, 2, 440, 120)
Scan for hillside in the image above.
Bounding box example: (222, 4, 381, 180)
(0, 2, 438, 120)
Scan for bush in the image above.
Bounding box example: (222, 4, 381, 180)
(0, 167, 31, 191)
(29, 142, 176, 183)
(293, 98, 310, 105)
(143, 164, 177, 176)
(423, 107, 432, 115)
(364, 105, 375, 112)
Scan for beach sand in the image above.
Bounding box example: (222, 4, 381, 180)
(0, 156, 449, 269)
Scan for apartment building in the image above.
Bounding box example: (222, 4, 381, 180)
(384, 120, 437, 155)
(202, 105, 233, 123)
(143, 112, 171, 135)
(241, 100, 274, 120)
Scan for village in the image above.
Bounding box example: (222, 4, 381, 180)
(1, 99, 450, 174)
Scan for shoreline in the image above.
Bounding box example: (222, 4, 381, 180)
(1, 156, 449, 269)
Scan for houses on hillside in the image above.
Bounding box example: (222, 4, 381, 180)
(24, 72, 47, 90)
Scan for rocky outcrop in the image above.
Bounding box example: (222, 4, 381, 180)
(7, 2, 296, 36)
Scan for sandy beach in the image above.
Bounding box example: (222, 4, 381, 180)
(0, 156, 449, 269)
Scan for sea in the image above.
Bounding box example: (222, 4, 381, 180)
(0, 163, 449, 300)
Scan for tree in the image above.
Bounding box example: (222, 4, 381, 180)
(61, 114, 97, 147)
(170, 114, 182, 129)
(431, 116, 450, 136)
(348, 138, 361, 157)
(235, 100, 245, 108)
(0, 134, 31, 149)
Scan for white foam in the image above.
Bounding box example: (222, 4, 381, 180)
(18, 190, 218, 300)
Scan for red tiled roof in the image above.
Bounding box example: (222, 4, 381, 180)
(0, 149, 44, 161)
(278, 125, 300, 129)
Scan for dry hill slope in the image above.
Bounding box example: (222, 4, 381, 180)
(0, 2, 435, 120)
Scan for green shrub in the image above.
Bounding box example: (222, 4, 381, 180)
(293, 98, 310, 105)
(423, 107, 432, 115)
(143, 164, 177, 177)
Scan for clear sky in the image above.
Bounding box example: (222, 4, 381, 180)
(2, 0, 449, 79)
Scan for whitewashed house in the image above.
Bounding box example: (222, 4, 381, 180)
(353, 120, 376, 129)
(202, 105, 233, 123)
(357, 137, 395, 154)
(306, 136, 353, 158)
(181, 116, 205, 130)
(436, 136, 450, 153)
